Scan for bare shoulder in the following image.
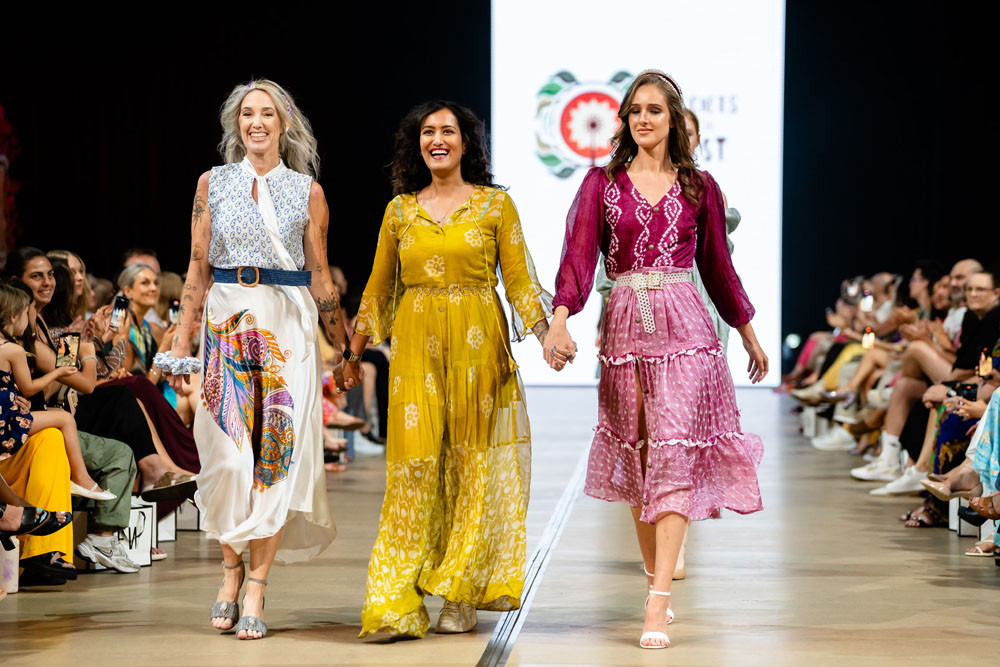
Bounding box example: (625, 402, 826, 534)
(0, 341, 23, 360)
(310, 180, 325, 200)
(197, 170, 211, 190)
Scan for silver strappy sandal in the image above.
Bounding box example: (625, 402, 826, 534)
(235, 577, 268, 640)
(210, 560, 244, 632)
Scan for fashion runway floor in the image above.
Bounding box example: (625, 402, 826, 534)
(2, 388, 997, 665)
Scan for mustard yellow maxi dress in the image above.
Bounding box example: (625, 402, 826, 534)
(356, 187, 550, 637)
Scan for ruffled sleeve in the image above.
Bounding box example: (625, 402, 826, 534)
(355, 199, 406, 345)
(496, 191, 554, 341)
(552, 167, 606, 316)
(695, 171, 755, 328)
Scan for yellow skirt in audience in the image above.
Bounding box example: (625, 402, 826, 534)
(0, 428, 73, 561)
(822, 343, 864, 390)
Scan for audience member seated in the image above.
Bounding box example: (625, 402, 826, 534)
(789, 256, 1000, 556)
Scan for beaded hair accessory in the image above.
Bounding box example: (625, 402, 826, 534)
(637, 69, 683, 101)
(246, 80, 293, 129)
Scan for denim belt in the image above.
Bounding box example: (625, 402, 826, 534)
(213, 266, 312, 288)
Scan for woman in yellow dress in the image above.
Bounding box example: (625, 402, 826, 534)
(347, 101, 563, 638)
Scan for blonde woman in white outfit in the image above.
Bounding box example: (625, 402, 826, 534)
(166, 79, 358, 640)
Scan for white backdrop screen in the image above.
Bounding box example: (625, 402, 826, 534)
(491, 0, 784, 387)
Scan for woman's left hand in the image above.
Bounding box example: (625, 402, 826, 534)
(736, 322, 768, 384)
(951, 397, 988, 420)
(743, 338, 768, 384)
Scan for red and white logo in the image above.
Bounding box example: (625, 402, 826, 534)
(535, 71, 633, 178)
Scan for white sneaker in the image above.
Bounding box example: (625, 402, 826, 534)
(850, 453, 901, 482)
(76, 535, 140, 573)
(811, 425, 856, 451)
(869, 467, 928, 496)
(353, 437, 385, 456)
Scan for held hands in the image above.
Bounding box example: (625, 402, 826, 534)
(333, 360, 363, 393)
(542, 319, 577, 372)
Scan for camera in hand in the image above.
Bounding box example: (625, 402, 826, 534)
(169, 299, 181, 326)
(979, 348, 994, 379)
(110, 295, 130, 331)
(859, 290, 874, 313)
(56, 332, 81, 368)
(861, 326, 875, 350)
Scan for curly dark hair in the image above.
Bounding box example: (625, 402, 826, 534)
(390, 100, 501, 195)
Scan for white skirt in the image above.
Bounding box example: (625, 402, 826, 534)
(193, 282, 335, 563)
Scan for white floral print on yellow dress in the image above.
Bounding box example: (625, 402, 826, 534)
(356, 187, 551, 637)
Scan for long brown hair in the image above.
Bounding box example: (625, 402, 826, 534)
(47, 249, 92, 319)
(605, 71, 700, 206)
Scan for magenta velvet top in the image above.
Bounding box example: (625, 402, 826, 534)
(552, 166, 755, 328)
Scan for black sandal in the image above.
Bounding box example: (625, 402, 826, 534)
(20, 552, 78, 580)
(18, 571, 67, 587)
(0, 503, 70, 550)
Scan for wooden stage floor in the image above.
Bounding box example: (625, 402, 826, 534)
(2, 388, 996, 665)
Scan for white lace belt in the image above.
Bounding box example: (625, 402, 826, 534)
(613, 271, 691, 334)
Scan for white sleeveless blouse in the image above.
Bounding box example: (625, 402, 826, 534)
(207, 161, 312, 269)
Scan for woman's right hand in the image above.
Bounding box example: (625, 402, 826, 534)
(165, 331, 194, 391)
(55, 365, 79, 378)
(543, 318, 577, 372)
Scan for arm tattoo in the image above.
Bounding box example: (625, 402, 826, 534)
(191, 194, 206, 228)
(191, 244, 205, 262)
(532, 319, 550, 343)
(315, 295, 340, 326)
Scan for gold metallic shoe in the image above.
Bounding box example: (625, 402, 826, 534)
(436, 600, 478, 633)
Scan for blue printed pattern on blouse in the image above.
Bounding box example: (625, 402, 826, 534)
(208, 163, 312, 269)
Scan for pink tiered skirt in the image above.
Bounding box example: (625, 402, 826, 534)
(586, 267, 763, 523)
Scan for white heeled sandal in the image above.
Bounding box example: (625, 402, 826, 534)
(643, 567, 674, 624)
(639, 589, 671, 649)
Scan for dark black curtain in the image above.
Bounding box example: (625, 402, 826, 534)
(0, 8, 491, 307)
(782, 3, 993, 341)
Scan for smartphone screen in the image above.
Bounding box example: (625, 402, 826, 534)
(860, 291, 874, 313)
(56, 332, 81, 367)
(110, 295, 130, 331)
(861, 326, 875, 350)
(979, 348, 994, 379)
(169, 299, 181, 326)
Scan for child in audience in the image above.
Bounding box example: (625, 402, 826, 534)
(0, 284, 114, 501)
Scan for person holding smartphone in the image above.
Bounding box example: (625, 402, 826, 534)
(166, 79, 354, 640)
(543, 70, 768, 649)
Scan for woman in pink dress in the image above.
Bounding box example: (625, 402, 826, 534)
(544, 69, 768, 649)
